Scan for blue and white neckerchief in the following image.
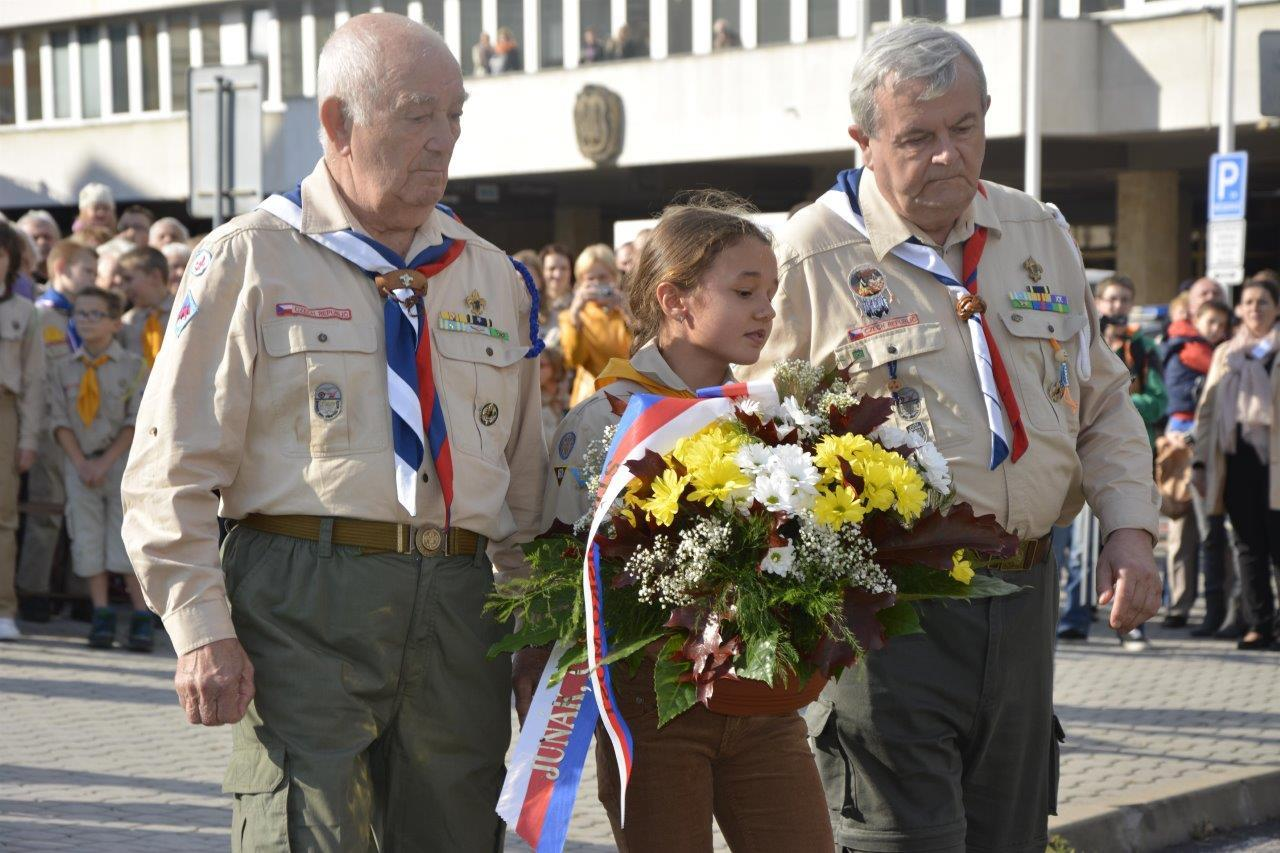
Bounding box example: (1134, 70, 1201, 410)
(35, 289, 82, 352)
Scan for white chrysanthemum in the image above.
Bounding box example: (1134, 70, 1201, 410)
(751, 470, 797, 513)
(760, 543, 795, 576)
(767, 445, 820, 493)
(781, 395, 820, 436)
(735, 442, 773, 475)
(872, 423, 912, 450)
(911, 442, 952, 492)
(737, 398, 763, 417)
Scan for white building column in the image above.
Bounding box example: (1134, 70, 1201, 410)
(99, 26, 113, 112)
(946, 0, 966, 23)
(126, 24, 144, 113)
(39, 33, 54, 120)
(1058, 0, 1081, 17)
(69, 28, 84, 120)
(739, 0, 757, 48)
(158, 19, 173, 112)
(482, 0, 499, 39)
(563, 0, 581, 68)
(650, 0, 669, 58)
(302, 1, 318, 96)
(522, 0, 541, 72)
(889, 0, 905, 24)
(13, 40, 27, 123)
(790, 0, 807, 43)
(837, 0, 858, 37)
(442, 0, 462, 64)
(189, 14, 203, 67)
(265, 6, 284, 108)
(1000, 0, 1023, 17)
(692, 0, 712, 54)
(220, 7, 249, 65)
(335, 0, 351, 28)
(407, 1, 425, 22)
(610, 0, 627, 33)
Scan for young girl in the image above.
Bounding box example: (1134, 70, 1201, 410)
(519, 197, 833, 852)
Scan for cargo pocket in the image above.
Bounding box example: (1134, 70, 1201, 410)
(223, 745, 290, 853)
(1049, 714, 1066, 815)
(805, 696, 856, 818)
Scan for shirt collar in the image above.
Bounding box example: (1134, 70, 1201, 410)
(83, 339, 126, 363)
(298, 158, 461, 260)
(630, 339, 735, 390)
(858, 169, 1002, 260)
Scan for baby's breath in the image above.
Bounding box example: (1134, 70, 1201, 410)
(628, 518, 732, 608)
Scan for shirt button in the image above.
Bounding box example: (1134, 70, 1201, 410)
(1047, 324, 1055, 333)
(1011, 313, 1023, 322)
(421, 472, 430, 483)
(318, 333, 329, 342)
(148, 427, 157, 436)
(486, 346, 494, 357)
(886, 344, 898, 354)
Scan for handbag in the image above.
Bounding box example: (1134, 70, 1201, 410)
(1155, 434, 1194, 519)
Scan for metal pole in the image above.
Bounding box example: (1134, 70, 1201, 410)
(213, 75, 226, 228)
(1218, 0, 1237, 154)
(1024, 0, 1043, 199)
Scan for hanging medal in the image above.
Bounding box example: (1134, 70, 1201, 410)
(1048, 339, 1078, 412)
(849, 265, 892, 318)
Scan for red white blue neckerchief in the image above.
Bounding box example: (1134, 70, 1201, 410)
(497, 379, 780, 851)
(258, 186, 543, 516)
(34, 289, 82, 352)
(820, 168, 1027, 469)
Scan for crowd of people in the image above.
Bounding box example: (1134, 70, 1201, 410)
(1055, 269, 1280, 652)
(0, 184, 196, 647)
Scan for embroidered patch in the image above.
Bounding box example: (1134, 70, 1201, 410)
(848, 312, 920, 342)
(1009, 285, 1069, 313)
(478, 401, 499, 426)
(43, 326, 66, 345)
(558, 431, 576, 460)
(849, 265, 891, 318)
(894, 386, 923, 420)
(173, 291, 199, 337)
(189, 249, 212, 277)
(553, 465, 568, 486)
(465, 290, 487, 315)
(314, 383, 342, 420)
(276, 303, 353, 321)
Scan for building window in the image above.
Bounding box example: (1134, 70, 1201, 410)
(200, 14, 221, 66)
(314, 0, 337, 58)
(757, 2, 789, 44)
(460, 0, 482, 75)
(422, 0, 445, 31)
(869, 0, 890, 22)
(539, 0, 563, 69)
(581, 0, 610, 47)
(0, 35, 14, 125)
(809, 0, 839, 38)
(381, 0, 409, 15)
(902, 0, 946, 20)
(348, 0, 372, 15)
(281, 5, 303, 98)
(966, 0, 1001, 16)
(1081, 0, 1124, 10)
(169, 16, 189, 110)
(78, 25, 102, 118)
(25, 32, 44, 121)
(51, 30, 72, 119)
(668, 0, 692, 55)
(712, 0, 739, 31)
(107, 25, 127, 114)
(140, 20, 161, 111)
(499, 0, 524, 34)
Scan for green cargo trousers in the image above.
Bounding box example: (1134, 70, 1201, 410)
(220, 523, 511, 852)
(808, 552, 1062, 853)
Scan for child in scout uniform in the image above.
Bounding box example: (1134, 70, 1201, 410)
(116, 247, 173, 367)
(528, 198, 834, 853)
(0, 221, 45, 641)
(47, 287, 151, 650)
(16, 239, 98, 621)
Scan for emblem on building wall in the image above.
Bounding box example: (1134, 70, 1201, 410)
(574, 85, 624, 166)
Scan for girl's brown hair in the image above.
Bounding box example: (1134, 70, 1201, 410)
(626, 191, 771, 354)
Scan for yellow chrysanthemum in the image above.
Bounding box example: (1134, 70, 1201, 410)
(642, 469, 689, 526)
(950, 549, 975, 584)
(814, 433, 873, 482)
(813, 486, 868, 530)
(673, 422, 745, 470)
(687, 456, 749, 506)
(889, 465, 927, 521)
(859, 462, 896, 511)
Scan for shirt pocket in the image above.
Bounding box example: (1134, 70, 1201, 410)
(261, 319, 387, 457)
(995, 309, 1088, 434)
(431, 328, 527, 460)
(0, 318, 23, 388)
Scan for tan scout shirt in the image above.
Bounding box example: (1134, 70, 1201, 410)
(738, 171, 1159, 543)
(47, 341, 146, 455)
(544, 340, 726, 531)
(0, 295, 46, 451)
(122, 159, 546, 655)
(119, 293, 174, 358)
(34, 295, 76, 363)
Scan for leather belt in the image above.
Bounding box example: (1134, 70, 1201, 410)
(970, 533, 1054, 573)
(240, 514, 484, 558)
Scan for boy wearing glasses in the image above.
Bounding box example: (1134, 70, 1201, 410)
(47, 287, 151, 650)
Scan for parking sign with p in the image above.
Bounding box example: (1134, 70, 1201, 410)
(1209, 151, 1249, 221)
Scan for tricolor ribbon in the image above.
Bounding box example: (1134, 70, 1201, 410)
(258, 187, 541, 515)
(499, 378, 780, 852)
(820, 168, 1027, 468)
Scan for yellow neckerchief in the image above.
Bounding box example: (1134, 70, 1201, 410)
(77, 352, 111, 426)
(595, 357, 696, 399)
(142, 309, 164, 367)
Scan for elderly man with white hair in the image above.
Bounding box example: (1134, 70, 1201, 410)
(121, 13, 546, 850)
(738, 21, 1161, 851)
(15, 210, 60, 282)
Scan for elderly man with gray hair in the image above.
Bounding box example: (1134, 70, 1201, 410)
(738, 21, 1161, 851)
(122, 13, 546, 850)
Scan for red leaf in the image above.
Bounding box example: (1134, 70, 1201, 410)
(735, 409, 782, 445)
(664, 606, 701, 631)
(809, 588, 897, 676)
(828, 396, 895, 437)
(604, 391, 628, 417)
(625, 449, 668, 486)
(863, 502, 1019, 572)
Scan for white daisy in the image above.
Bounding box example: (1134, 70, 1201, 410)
(911, 442, 952, 492)
(760, 543, 796, 577)
(781, 395, 820, 436)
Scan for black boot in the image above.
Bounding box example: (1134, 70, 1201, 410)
(1191, 593, 1225, 637)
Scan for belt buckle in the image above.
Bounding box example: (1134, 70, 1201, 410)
(414, 526, 445, 557)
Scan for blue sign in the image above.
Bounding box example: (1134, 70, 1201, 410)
(1208, 151, 1249, 221)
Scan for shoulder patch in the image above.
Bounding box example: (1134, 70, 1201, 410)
(557, 431, 577, 460)
(174, 290, 200, 337)
(189, 249, 212, 277)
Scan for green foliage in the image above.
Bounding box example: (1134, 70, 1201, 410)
(891, 565, 1024, 601)
(876, 601, 923, 637)
(653, 634, 697, 726)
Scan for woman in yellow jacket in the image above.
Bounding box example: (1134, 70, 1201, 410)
(559, 243, 632, 406)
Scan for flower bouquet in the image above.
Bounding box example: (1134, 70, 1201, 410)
(492, 362, 1021, 848)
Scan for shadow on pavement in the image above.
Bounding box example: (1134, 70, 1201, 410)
(0, 764, 222, 799)
(0, 797, 229, 829)
(0, 676, 176, 705)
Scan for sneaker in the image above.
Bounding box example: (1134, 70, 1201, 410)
(1119, 628, 1150, 652)
(0, 617, 21, 641)
(1057, 628, 1089, 641)
(1162, 614, 1188, 629)
(88, 608, 116, 649)
(127, 610, 155, 653)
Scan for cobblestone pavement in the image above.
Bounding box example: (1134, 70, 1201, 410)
(1, 600, 1276, 851)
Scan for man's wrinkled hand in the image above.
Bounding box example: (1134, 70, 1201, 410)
(175, 637, 255, 726)
(1096, 528, 1161, 633)
(512, 645, 553, 727)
